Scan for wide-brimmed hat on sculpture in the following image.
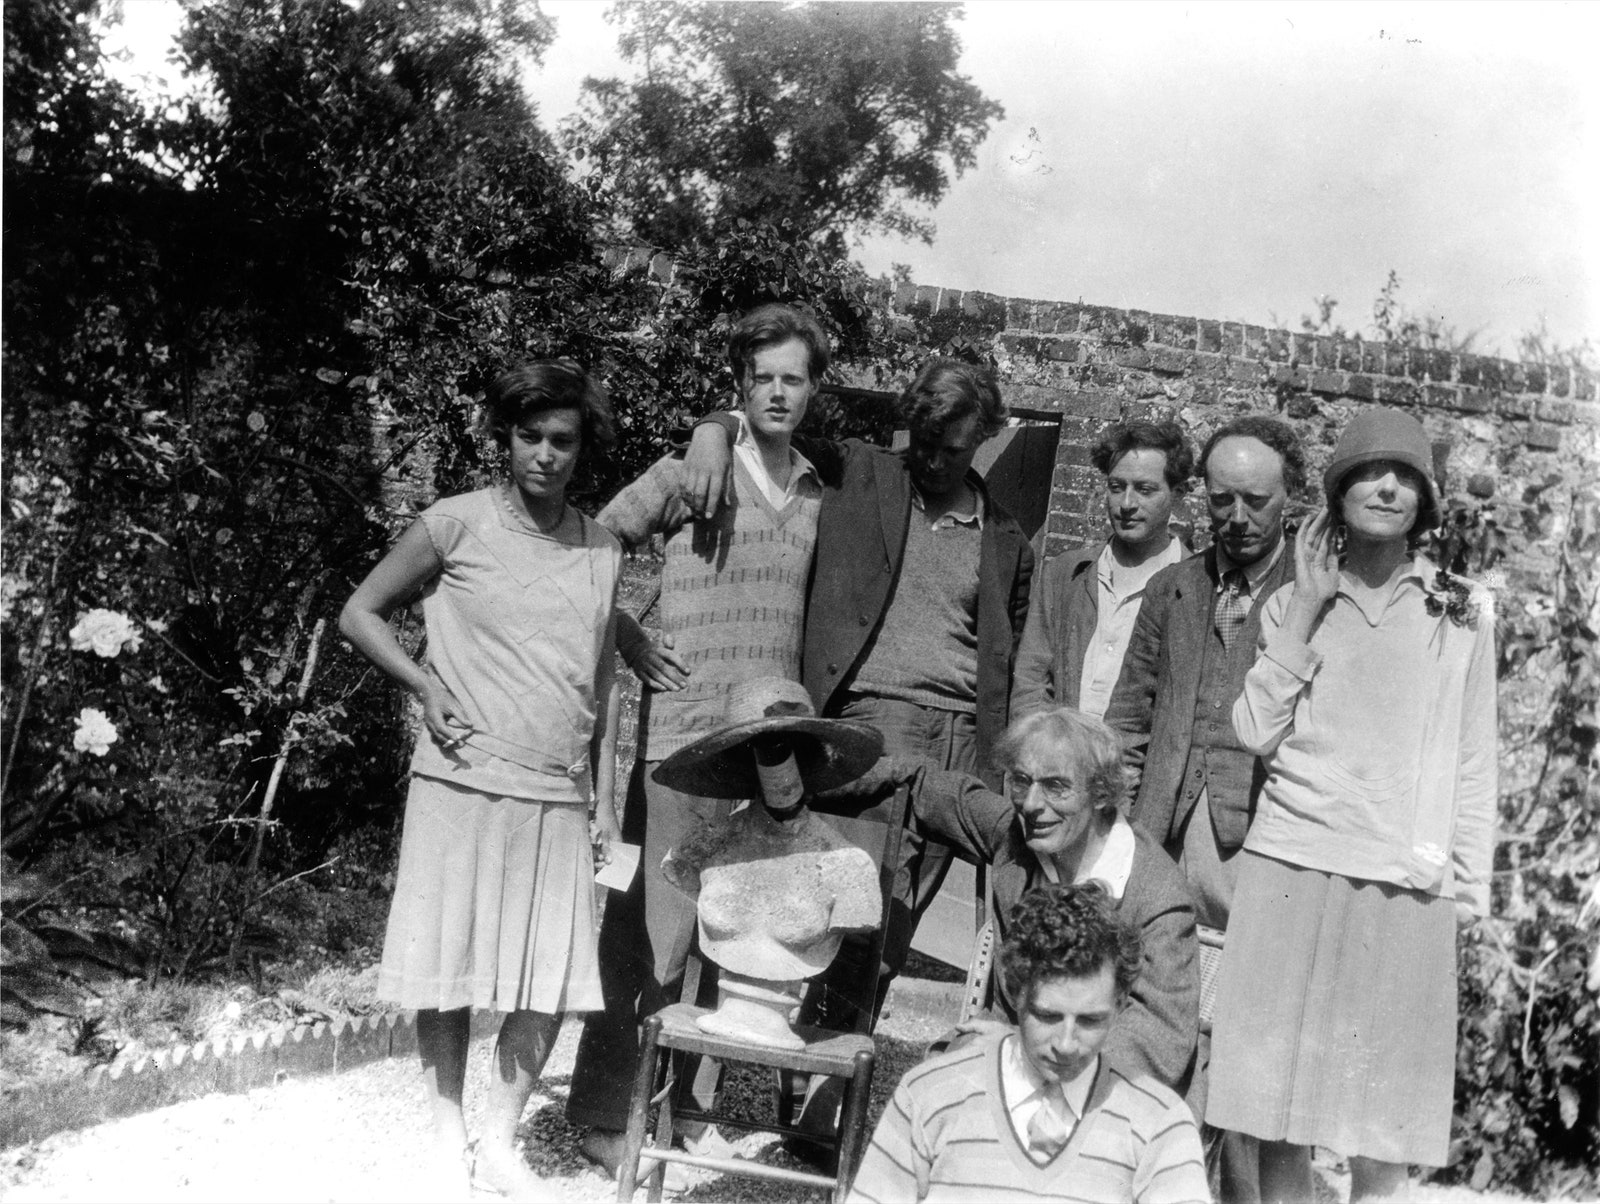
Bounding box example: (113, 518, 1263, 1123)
(653, 677, 883, 799)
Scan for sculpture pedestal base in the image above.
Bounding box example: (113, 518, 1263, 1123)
(696, 973, 805, 1049)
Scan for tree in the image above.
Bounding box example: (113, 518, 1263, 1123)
(1, 0, 903, 995)
(565, 1, 1003, 254)
(0, 0, 612, 983)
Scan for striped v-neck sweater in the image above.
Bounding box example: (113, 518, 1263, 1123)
(598, 453, 820, 758)
(848, 1032, 1209, 1204)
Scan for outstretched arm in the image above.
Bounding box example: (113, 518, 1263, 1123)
(338, 521, 468, 746)
(909, 768, 1016, 864)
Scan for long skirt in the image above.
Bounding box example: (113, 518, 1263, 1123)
(377, 774, 603, 1014)
(1206, 851, 1457, 1166)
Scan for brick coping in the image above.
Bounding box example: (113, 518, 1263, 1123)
(0, 978, 972, 1150)
(0, 1008, 502, 1150)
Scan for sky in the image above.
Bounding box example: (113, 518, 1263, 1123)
(105, 1, 1597, 358)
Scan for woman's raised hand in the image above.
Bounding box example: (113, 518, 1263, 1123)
(1294, 507, 1341, 607)
(421, 678, 472, 747)
(1279, 506, 1341, 644)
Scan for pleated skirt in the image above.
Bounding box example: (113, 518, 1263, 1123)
(377, 774, 603, 1014)
(1206, 851, 1457, 1166)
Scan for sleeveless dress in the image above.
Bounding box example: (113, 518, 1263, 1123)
(377, 488, 622, 1014)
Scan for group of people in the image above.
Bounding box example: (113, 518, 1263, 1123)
(339, 302, 1497, 1203)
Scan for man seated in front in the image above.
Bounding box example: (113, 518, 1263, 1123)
(848, 884, 1210, 1204)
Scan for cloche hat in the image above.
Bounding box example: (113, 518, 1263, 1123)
(653, 677, 884, 800)
(1322, 407, 1442, 531)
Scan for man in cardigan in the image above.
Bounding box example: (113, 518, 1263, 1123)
(568, 304, 830, 1176)
(1011, 420, 1193, 722)
(848, 885, 1208, 1204)
(1102, 414, 1304, 1204)
(685, 360, 1034, 1028)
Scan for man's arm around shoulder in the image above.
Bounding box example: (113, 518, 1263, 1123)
(597, 454, 691, 551)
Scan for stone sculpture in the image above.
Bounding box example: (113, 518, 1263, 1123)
(654, 677, 884, 1048)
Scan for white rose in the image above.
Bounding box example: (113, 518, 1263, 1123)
(68, 609, 142, 658)
(72, 707, 119, 756)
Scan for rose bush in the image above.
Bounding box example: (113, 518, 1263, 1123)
(70, 708, 118, 757)
(68, 609, 142, 659)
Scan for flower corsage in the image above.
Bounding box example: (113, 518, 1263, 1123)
(1422, 568, 1488, 627)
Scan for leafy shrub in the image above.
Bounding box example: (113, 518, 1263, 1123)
(1424, 483, 1599, 1196)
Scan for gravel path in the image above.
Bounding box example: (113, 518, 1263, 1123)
(0, 982, 955, 1204)
(0, 979, 1523, 1204)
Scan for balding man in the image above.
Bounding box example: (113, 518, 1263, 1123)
(1104, 414, 1306, 1204)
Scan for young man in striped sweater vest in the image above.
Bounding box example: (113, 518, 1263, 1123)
(568, 304, 830, 1176)
(849, 885, 1209, 1204)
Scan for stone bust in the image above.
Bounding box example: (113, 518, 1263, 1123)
(655, 677, 884, 1047)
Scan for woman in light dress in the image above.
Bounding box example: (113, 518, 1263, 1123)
(340, 361, 623, 1198)
(1209, 408, 1497, 1202)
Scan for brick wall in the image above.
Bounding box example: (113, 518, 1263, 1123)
(863, 281, 1597, 593)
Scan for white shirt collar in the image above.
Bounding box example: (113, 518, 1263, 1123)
(1095, 536, 1184, 600)
(1035, 815, 1136, 901)
(1079, 815, 1136, 900)
(731, 411, 819, 497)
(911, 481, 985, 529)
(1001, 1032, 1098, 1141)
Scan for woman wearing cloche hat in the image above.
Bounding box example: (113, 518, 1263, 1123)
(1205, 408, 1497, 1201)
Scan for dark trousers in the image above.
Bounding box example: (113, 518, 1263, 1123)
(565, 758, 732, 1132)
(802, 696, 978, 1034)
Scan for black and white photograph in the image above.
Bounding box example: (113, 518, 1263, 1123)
(2, 2, 1595, 1201)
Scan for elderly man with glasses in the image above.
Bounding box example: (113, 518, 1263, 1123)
(849, 706, 1200, 1094)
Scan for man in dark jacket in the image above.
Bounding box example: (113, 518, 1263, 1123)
(1103, 414, 1305, 1204)
(687, 361, 1034, 1023)
(1011, 420, 1193, 722)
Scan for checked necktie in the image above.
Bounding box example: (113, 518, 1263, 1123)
(1026, 1083, 1073, 1160)
(1214, 568, 1250, 651)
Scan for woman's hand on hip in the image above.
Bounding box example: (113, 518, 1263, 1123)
(420, 679, 472, 747)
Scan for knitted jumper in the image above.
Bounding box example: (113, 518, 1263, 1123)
(598, 454, 820, 759)
(848, 1032, 1209, 1204)
(852, 502, 982, 713)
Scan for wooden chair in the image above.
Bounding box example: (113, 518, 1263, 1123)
(615, 785, 909, 1203)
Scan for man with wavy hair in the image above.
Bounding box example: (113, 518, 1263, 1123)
(849, 884, 1208, 1203)
(1012, 420, 1194, 722)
